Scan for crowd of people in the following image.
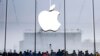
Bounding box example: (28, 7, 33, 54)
(0, 49, 99, 56)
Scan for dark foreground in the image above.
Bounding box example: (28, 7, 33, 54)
(0, 49, 99, 56)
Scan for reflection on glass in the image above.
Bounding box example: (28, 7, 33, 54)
(0, 0, 100, 55)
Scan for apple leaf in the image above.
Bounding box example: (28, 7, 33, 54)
(49, 4, 56, 11)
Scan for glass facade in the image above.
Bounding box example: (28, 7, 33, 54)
(0, 0, 100, 54)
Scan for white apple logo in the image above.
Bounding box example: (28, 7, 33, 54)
(38, 4, 61, 31)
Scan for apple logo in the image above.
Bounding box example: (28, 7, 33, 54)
(38, 4, 61, 31)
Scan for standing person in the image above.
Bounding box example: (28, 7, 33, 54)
(50, 50, 56, 56)
(71, 50, 77, 56)
(56, 49, 61, 56)
(61, 50, 64, 56)
(79, 51, 84, 56)
(42, 51, 49, 56)
(26, 50, 30, 56)
(2, 51, 7, 56)
(78, 51, 83, 56)
(8, 50, 13, 56)
(90, 53, 93, 56)
(12, 50, 18, 56)
(37, 51, 41, 56)
(63, 51, 69, 56)
(42, 52, 46, 56)
(46, 51, 50, 56)
(29, 50, 33, 56)
(84, 50, 89, 56)
(96, 52, 100, 56)
(23, 51, 26, 56)
(33, 51, 37, 56)
(19, 51, 23, 56)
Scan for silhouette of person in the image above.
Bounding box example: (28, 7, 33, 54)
(23, 51, 27, 56)
(50, 50, 56, 56)
(37, 51, 42, 56)
(64, 51, 69, 56)
(26, 50, 30, 56)
(84, 50, 89, 56)
(90, 53, 93, 56)
(46, 51, 50, 56)
(61, 50, 64, 56)
(78, 51, 84, 56)
(19, 51, 23, 56)
(56, 49, 62, 56)
(29, 50, 33, 56)
(71, 50, 77, 56)
(2, 51, 7, 56)
(42, 51, 49, 56)
(12, 50, 18, 56)
(8, 50, 13, 56)
(33, 51, 37, 56)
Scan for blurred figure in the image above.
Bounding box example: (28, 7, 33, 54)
(46, 51, 50, 56)
(12, 50, 18, 56)
(84, 50, 89, 56)
(71, 50, 77, 56)
(26, 50, 30, 56)
(37, 51, 42, 56)
(50, 50, 56, 56)
(96, 52, 100, 56)
(29, 50, 33, 56)
(56, 49, 61, 56)
(63, 51, 69, 56)
(33, 51, 37, 56)
(8, 50, 13, 56)
(42, 51, 49, 56)
(42, 52, 46, 56)
(2, 51, 7, 56)
(19, 51, 23, 56)
(23, 51, 26, 56)
(78, 51, 84, 56)
(0, 52, 2, 55)
(61, 50, 64, 56)
(90, 53, 93, 56)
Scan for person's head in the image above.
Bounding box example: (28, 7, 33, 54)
(24, 51, 26, 53)
(80, 51, 82, 53)
(90, 53, 93, 55)
(14, 50, 16, 53)
(61, 50, 64, 53)
(46, 51, 48, 53)
(38, 51, 41, 53)
(85, 50, 88, 54)
(29, 50, 32, 53)
(42, 52, 44, 54)
(51, 50, 53, 52)
(58, 49, 60, 52)
(73, 50, 76, 54)
(19, 51, 22, 54)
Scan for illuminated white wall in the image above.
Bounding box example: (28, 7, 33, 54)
(19, 29, 81, 52)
